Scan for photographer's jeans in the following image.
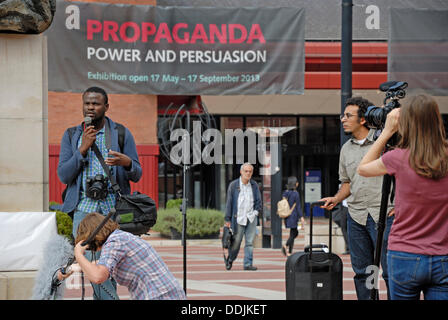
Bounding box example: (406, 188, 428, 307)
(72, 210, 119, 300)
(387, 250, 448, 300)
(228, 218, 257, 268)
(347, 213, 394, 300)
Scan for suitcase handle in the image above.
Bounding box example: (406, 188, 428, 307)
(309, 201, 333, 258)
(304, 244, 329, 253)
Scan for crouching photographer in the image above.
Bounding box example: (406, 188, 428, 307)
(57, 86, 142, 299)
(358, 94, 448, 300)
(72, 212, 186, 300)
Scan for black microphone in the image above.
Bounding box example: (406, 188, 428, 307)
(379, 81, 399, 92)
(379, 81, 408, 92)
(84, 116, 92, 128)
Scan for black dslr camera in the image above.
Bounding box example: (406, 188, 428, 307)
(364, 81, 408, 129)
(86, 174, 109, 200)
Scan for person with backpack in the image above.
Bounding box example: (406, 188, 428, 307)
(281, 176, 304, 257)
(57, 86, 142, 299)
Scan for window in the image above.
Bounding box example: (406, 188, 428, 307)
(299, 117, 323, 145)
(325, 116, 341, 145)
(220, 117, 243, 130)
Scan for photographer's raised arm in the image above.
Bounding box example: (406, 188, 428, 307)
(74, 241, 109, 285)
(358, 108, 400, 177)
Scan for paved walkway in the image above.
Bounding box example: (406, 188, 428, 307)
(63, 219, 388, 300)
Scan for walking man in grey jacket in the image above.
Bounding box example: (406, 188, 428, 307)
(224, 163, 262, 271)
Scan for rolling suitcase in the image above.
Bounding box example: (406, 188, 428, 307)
(285, 201, 343, 300)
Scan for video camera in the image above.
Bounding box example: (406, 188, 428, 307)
(364, 81, 408, 129)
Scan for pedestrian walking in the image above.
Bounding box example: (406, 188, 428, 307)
(281, 176, 305, 256)
(224, 163, 262, 271)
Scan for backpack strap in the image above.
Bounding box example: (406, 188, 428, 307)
(61, 123, 125, 202)
(284, 191, 296, 213)
(72, 122, 125, 151)
(115, 123, 125, 152)
(290, 202, 297, 212)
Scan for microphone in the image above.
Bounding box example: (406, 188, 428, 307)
(32, 234, 74, 300)
(379, 81, 408, 92)
(84, 116, 92, 128)
(379, 81, 399, 92)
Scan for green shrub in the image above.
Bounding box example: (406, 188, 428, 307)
(153, 207, 225, 238)
(55, 211, 73, 240)
(166, 198, 183, 209)
(49, 202, 73, 240)
(152, 207, 180, 237)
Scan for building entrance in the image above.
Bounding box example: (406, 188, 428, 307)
(157, 113, 342, 215)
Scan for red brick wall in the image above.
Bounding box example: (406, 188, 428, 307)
(48, 0, 160, 205)
(49, 0, 158, 146)
(48, 92, 157, 145)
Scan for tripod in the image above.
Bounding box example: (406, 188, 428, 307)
(157, 99, 216, 296)
(370, 135, 396, 300)
(181, 110, 190, 295)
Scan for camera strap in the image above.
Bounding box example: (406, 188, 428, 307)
(104, 120, 112, 151)
(91, 143, 122, 197)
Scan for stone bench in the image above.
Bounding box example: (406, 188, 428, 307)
(0, 271, 37, 300)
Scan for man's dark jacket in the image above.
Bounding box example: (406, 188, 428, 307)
(57, 117, 142, 213)
(225, 178, 262, 231)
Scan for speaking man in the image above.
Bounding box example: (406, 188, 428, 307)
(57, 86, 142, 299)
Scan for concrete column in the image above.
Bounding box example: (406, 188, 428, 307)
(0, 34, 48, 211)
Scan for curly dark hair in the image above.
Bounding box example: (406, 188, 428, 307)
(344, 96, 374, 128)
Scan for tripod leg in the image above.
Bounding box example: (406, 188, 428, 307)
(181, 163, 190, 295)
(370, 174, 392, 300)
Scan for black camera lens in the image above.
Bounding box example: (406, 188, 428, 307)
(364, 105, 387, 129)
(367, 80, 407, 129)
(86, 174, 108, 200)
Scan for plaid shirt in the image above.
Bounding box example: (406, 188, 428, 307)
(77, 127, 116, 214)
(98, 230, 186, 300)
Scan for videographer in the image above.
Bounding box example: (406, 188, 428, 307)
(72, 212, 186, 300)
(319, 96, 394, 300)
(358, 94, 448, 300)
(57, 86, 142, 299)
